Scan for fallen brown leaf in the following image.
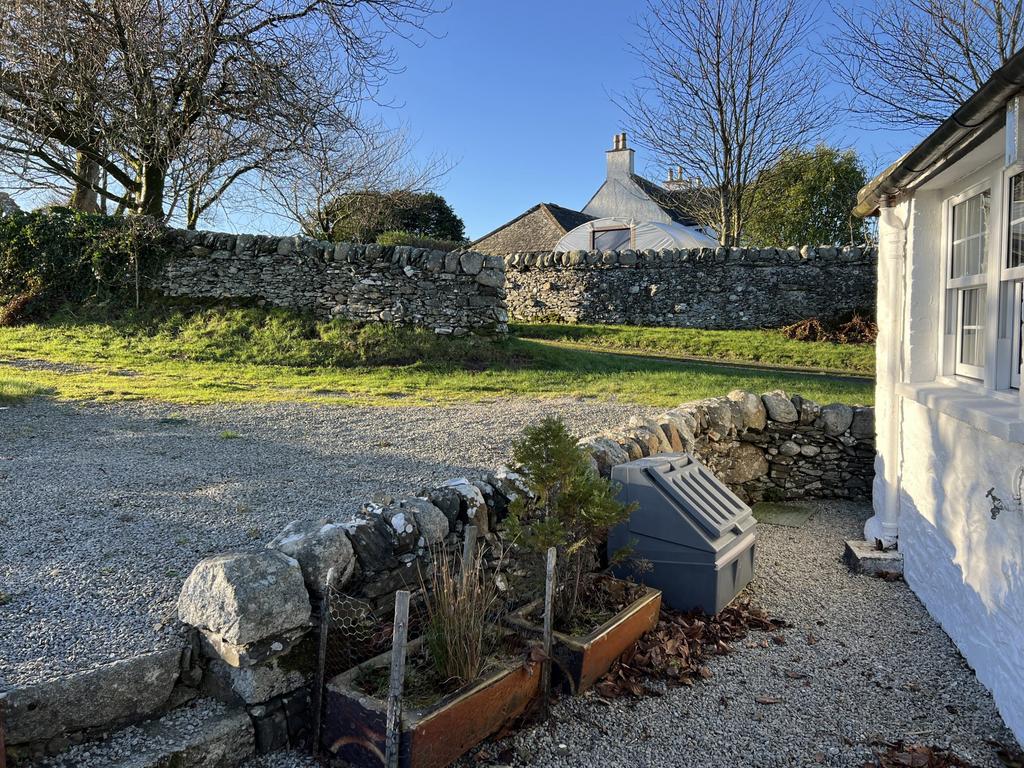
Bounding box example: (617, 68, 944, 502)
(593, 600, 785, 699)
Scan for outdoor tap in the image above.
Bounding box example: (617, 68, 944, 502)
(986, 488, 1006, 520)
(986, 466, 1024, 520)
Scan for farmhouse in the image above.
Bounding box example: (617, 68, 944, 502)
(471, 133, 714, 255)
(857, 49, 1024, 741)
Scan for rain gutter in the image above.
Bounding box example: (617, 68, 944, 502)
(855, 51, 1024, 218)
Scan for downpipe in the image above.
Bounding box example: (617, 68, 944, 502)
(865, 195, 907, 548)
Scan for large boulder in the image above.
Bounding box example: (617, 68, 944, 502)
(438, 478, 490, 534)
(577, 434, 630, 477)
(817, 403, 854, 436)
(718, 443, 769, 485)
(703, 397, 735, 436)
(268, 519, 355, 593)
(178, 551, 310, 646)
(1, 648, 182, 745)
(761, 390, 798, 423)
(400, 497, 450, 546)
(627, 416, 673, 452)
(850, 407, 875, 439)
(728, 390, 767, 431)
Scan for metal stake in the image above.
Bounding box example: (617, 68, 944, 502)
(541, 546, 557, 715)
(311, 566, 336, 756)
(385, 590, 411, 768)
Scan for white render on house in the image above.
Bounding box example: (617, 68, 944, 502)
(582, 135, 678, 223)
(869, 111, 1024, 741)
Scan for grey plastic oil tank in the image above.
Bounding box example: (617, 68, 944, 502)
(609, 452, 756, 614)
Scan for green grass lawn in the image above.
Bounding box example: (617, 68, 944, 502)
(513, 322, 875, 375)
(0, 376, 53, 405)
(0, 308, 874, 408)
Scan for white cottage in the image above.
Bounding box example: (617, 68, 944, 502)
(471, 133, 715, 255)
(856, 52, 1024, 741)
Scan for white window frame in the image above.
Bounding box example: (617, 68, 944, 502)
(1000, 163, 1024, 389)
(1009, 281, 1023, 389)
(943, 182, 992, 381)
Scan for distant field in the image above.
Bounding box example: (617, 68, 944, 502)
(0, 309, 874, 408)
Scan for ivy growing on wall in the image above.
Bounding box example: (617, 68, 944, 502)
(0, 209, 168, 325)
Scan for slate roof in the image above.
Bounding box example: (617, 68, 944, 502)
(469, 203, 595, 253)
(629, 174, 712, 227)
(542, 202, 595, 233)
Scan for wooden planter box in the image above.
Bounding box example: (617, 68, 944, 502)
(506, 579, 662, 695)
(322, 639, 541, 768)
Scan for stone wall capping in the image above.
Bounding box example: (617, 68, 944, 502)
(575, 389, 873, 503)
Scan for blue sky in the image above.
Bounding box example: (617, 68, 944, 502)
(307, 0, 926, 241)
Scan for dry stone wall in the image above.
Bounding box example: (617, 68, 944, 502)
(578, 389, 875, 502)
(503, 245, 876, 329)
(158, 229, 508, 336)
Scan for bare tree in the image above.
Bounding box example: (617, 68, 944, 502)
(830, 0, 1023, 129)
(620, 0, 828, 246)
(268, 121, 452, 240)
(0, 0, 440, 223)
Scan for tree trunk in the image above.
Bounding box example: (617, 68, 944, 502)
(137, 162, 166, 219)
(186, 188, 199, 230)
(68, 152, 101, 213)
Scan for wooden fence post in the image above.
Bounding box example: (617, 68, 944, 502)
(385, 590, 411, 768)
(541, 546, 557, 715)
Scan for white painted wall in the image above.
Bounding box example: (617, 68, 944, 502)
(898, 400, 1024, 739)
(583, 177, 674, 224)
(875, 136, 1024, 742)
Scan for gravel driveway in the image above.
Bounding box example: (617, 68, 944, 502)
(0, 398, 651, 688)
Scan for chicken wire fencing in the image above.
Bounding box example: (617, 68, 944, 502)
(312, 571, 397, 758)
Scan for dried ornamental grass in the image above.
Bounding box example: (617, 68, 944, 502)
(420, 545, 501, 687)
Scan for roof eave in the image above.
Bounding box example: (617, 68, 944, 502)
(855, 49, 1024, 218)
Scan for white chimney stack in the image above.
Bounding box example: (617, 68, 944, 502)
(605, 131, 634, 179)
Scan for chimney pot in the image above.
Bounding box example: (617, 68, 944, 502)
(668, 168, 675, 181)
(612, 134, 620, 150)
(621, 132, 628, 149)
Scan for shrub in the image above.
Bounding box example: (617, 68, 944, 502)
(0, 209, 166, 325)
(375, 230, 465, 253)
(505, 417, 635, 626)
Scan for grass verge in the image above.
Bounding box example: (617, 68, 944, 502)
(0, 376, 53, 405)
(512, 322, 875, 376)
(0, 308, 874, 408)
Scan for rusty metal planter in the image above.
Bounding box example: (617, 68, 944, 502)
(322, 638, 541, 768)
(506, 578, 662, 695)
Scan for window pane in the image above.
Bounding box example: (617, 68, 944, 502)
(594, 228, 630, 250)
(951, 190, 990, 278)
(1011, 222, 1024, 268)
(1012, 174, 1024, 223)
(960, 287, 986, 368)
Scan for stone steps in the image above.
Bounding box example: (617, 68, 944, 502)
(34, 699, 255, 768)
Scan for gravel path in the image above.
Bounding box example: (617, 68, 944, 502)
(0, 398, 651, 688)
(475, 501, 1020, 767)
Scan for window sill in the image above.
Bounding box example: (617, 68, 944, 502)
(897, 380, 1024, 443)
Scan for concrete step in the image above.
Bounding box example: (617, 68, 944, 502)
(35, 699, 254, 768)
